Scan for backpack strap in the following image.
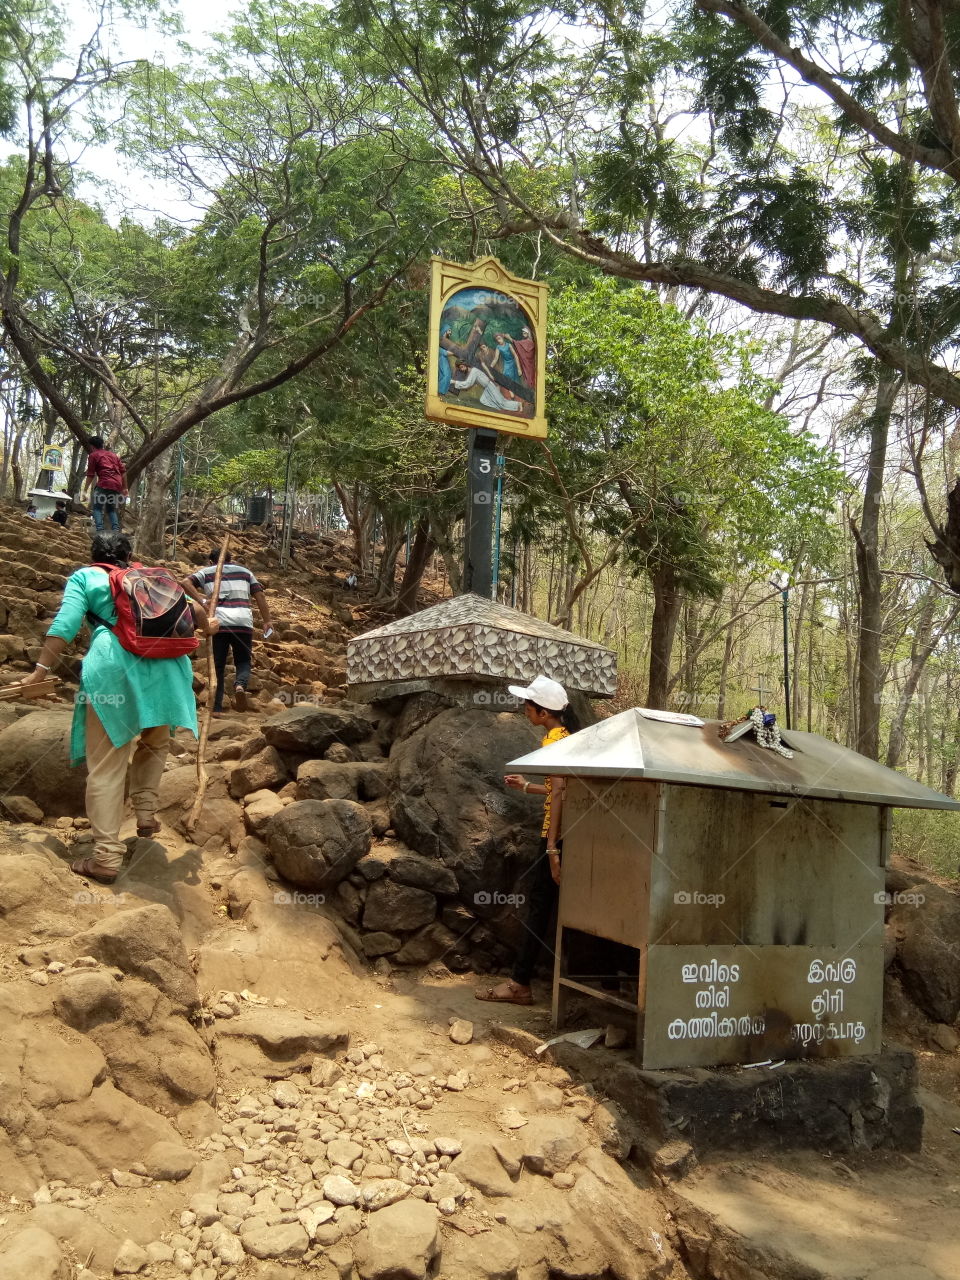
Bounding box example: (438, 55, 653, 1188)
(86, 563, 122, 631)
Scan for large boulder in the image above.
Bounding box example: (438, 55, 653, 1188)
(213, 1007, 349, 1080)
(889, 880, 960, 1023)
(357, 843, 458, 896)
(387, 709, 542, 909)
(228, 745, 287, 798)
(362, 880, 436, 933)
(263, 799, 372, 890)
(261, 703, 373, 754)
(158, 763, 243, 851)
(67, 904, 200, 1012)
(0, 710, 85, 818)
(0, 986, 180, 1196)
(296, 759, 388, 802)
(0, 1227, 69, 1280)
(354, 1199, 440, 1280)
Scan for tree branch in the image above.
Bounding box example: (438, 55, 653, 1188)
(496, 218, 960, 408)
(696, 0, 960, 179)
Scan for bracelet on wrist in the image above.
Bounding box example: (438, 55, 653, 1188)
(35, 661, 49, 671)
(522, 781, 529, 793)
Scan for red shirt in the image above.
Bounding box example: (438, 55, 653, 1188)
(86, 448, 126, 491)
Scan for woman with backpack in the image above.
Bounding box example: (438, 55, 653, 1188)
(18, 533, 218, 885)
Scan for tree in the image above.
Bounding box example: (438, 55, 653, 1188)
(501, 278, 844, 705)
(0, 0, 452, 547)
(340, 0, 960, 589)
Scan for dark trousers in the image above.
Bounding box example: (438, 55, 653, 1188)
(91, 486, 121, 531)
(512, 837, 560, 986)
(212, 629, 253, 710)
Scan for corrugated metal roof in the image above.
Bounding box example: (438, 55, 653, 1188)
(507, 708, 960, 810)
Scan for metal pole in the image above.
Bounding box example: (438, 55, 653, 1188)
(492, 453, 505, 598)
(280, 425, 312, 569)
(781, 586, 792, 730)
(463, 428, 497, 597)
(280, 441, 295, 568)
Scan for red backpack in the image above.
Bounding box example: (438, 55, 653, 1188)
(91, 562, 199, 658)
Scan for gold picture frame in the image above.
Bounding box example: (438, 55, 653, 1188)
(425, 255, 547, 439)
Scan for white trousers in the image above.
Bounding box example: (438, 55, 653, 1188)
(85, 705, 168, 870)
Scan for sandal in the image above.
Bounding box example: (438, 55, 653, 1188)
(136, 819, 161, 839)
(71, 857, 118, 886)
(475, 981, 534, 1006)
(233, 686, 247, 712)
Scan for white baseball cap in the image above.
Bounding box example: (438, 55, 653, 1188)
(507, 675, 569, 711)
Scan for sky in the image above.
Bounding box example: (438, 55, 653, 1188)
(1, 0, 243, 226)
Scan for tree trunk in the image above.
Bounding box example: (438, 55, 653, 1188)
(806, 585, 817, 733)
(850, 371, 898, 759)
(335, 483, 375, 574)
(647, 566, 683, 709)
(716, 595, 736, 720)
(942, 694, 960, 796)
(375, 513, 405, 598)
(396, 516, 435, 617)
(135, 459, 170, 557)
(886, 593, 960, 767)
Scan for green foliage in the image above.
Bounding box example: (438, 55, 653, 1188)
(192, 449, 288, 497)
(892, 809, 960, 879)
(516, 278, 843, 594)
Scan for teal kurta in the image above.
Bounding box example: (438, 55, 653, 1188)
(47, 566, 199, 766)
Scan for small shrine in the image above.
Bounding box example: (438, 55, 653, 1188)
(508, 706, 960, 1070)
(346, 593, 616, 702)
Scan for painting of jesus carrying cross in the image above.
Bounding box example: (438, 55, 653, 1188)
(426, 257, 548, 439)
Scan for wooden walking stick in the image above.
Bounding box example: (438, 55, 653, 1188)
(187, 532, 231, 836)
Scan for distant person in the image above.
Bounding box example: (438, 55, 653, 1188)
(476, 675, 580, 1006)
(183, 551, 273, 715)
(50, 500, 69, 528)
(19, 533, 216, 885)
(345, 571, 358, 590)
(24, 503, 38, 519)
(81, 435, 127, 532)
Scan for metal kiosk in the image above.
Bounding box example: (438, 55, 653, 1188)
(507, 707, 960, 1071)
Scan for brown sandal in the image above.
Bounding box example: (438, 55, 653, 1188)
(136, 820, 161, 839)
(71, 857, 118, 886)
(475, 981, 534, 1006)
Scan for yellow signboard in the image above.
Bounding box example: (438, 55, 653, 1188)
(40, 444, 64, 471)
(425, 256, 547, 439)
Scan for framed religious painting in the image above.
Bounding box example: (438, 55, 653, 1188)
(40, 444, 64, 471)
(425, 256, 547, 439)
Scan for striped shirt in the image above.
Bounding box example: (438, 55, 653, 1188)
(189, 563, 262, 631)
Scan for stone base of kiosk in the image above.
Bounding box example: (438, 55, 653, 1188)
(548, 1043, 922, 1160)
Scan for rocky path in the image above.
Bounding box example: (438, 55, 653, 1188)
(0, 509, 959, 1279)
(2, 800, 960, 1280)
(0, 808, 684, 1280)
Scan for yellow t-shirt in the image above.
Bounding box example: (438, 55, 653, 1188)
(540, 725, 570, 837)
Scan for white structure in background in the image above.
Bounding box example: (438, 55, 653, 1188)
(26, 489, 74, 519)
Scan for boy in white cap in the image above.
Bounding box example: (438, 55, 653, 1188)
(476, 674, 579, 1005)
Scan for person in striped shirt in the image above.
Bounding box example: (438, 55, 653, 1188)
(183, 552, 273, 714)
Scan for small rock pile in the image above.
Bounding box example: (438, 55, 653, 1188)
(78, 1035, 677, 1280)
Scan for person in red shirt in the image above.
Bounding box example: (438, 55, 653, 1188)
(82, 435, 128, 532)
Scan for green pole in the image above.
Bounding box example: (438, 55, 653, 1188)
(492, 454, 505, 598)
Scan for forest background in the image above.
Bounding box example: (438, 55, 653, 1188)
(3, 0, 960, 871)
